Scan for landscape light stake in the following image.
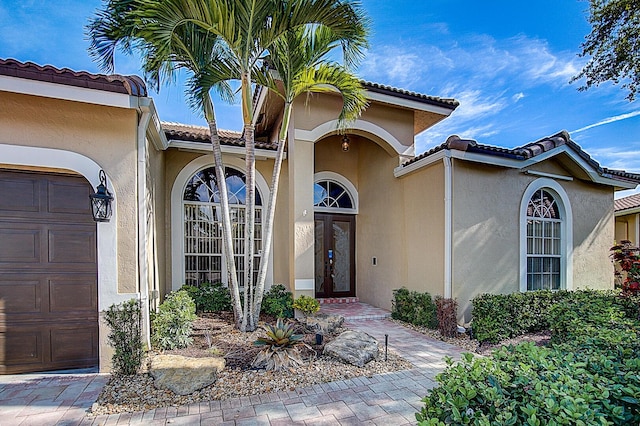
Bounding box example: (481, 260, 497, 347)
(385, 334, 388, 361)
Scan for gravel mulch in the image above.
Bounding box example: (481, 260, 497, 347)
(91, 313, 413, 415)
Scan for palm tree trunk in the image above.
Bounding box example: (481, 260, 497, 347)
(252, 101, 292, 323)
(204, 95, 243, 328)
(241, 71, 256, 331)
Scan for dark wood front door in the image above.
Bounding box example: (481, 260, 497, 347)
(0, 170, 98, 374)
(314, 214, 355, 298)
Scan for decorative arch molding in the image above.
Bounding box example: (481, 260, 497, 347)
(294, 119, 414, 157)
(519, 177, 573, 292)
(313, 171, 359, 214)
(170, 155, 273, 291)
(0, 143, 123, 310)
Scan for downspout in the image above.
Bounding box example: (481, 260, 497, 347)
(636, 213, 639, 245)
(443, 155, 453, 299)
(137, 100, 152, 349)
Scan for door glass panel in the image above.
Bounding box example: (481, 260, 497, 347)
(332, 221, 351, 292)
(314, 220, 325, 294)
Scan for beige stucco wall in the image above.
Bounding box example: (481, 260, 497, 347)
(0, 91, 139, 294)
(293, 93, 415, 151)
(451, 159, 615, 322)
(615, 213, 638, 244)
(401, 161, 446, 299)
(147, 139, 166, 308)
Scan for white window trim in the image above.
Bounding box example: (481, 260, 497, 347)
(519, 178, 573, 292)
(313, 171, 359, 214)
(0, 143, 128, 310)
(170, 155, 273, 291)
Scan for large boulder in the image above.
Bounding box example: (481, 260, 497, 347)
(323, 330, 378, 367)
(149, 354, 225, 395)
(305, 313, 344, 335)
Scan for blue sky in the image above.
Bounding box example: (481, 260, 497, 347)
(2, 0, 639, 195)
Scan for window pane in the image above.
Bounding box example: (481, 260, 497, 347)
(313, 180, 353, 209)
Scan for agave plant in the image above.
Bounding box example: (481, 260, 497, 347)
(253, 318, 308, 371)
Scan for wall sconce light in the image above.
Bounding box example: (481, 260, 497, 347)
(89, 170, 113, 222)
(341, 135, 350, 152)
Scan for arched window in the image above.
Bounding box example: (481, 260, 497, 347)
(314, 180, 353, 209)
(183, 166, 262, 287)
(313, 172, 358, 213)
(520, 179, 573, 292)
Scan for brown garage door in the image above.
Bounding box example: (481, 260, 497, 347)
(0, 169, 98, 374)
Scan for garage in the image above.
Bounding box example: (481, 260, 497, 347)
(0, 169, 98, 374)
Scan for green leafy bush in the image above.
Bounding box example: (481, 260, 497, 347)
(472, 290, 592, 343)
(261, 284, 294, 318)
(151, 290, 197, 350)
(391, 287, 438, 328)
(417, 343, 640, 425)
(181, 282, 232, 313)
(104, 299, 143, 375)
(292, 295, 320, 315)
(419, 290, 640, 425)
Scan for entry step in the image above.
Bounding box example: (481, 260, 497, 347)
(317, 297, 359, 304)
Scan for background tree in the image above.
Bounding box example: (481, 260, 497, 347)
(572, 0, 640, 101)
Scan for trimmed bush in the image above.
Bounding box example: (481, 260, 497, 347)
(261, 284, 294, 318)
(151, 290, 197, 350)
(292, 295, 320, 315)
(391, 287, 438, 329)
(181, 282, 232, 313)
(104, 299, 143, 376)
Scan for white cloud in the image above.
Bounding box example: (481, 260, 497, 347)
(586, 145, 640, 173)
(513, 92, 525, 102)
(571, 110, 640, 134)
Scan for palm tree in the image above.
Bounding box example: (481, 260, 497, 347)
(252, 24, 368, 326)
(88, 0, 369, 331)
(88, 0, 246, 326)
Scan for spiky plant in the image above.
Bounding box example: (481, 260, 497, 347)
(253, 318, 308, 371)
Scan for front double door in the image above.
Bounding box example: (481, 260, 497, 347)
(314, 214, 355, 298)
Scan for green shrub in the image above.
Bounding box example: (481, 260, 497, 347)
(471, 290, 605, 343)
(181, 282, 232, 313)
(104, 299, 143, 376)
(417, 343, 640, 425)
(151, 290, 197, 350)
(419, 290, 640, 425)
(261, 284, 294, 318)
(391, 287, 438, 329)
(435, 297, 457, 338)
(292, 295, 320, 315)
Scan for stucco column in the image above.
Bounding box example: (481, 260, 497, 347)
(288, 136, 316, 299)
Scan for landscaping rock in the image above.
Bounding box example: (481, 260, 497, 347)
(305, 313, 344, 335)
(323, 330, 378, 367)
(149, 354, 225, 395)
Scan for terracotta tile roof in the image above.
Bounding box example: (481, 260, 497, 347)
(0, 58, 147, 96)
(362, 81, 459, 109)
(162, 122, 277, 150)
(615, 193, 640, 212)
(402, 131, 640, 184)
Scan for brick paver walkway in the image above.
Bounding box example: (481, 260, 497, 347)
(0, 305, 466, 425)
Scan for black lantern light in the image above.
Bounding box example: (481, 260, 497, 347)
(341, 134, 350, 152)
(89, 170, 113, 222)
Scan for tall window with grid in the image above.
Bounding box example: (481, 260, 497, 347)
(525, 189, 562, 291)
(183, 167, 262, 287)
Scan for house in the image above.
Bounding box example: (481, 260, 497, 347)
(1, 58, 638, 374)
(614, 193, 640, 244)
